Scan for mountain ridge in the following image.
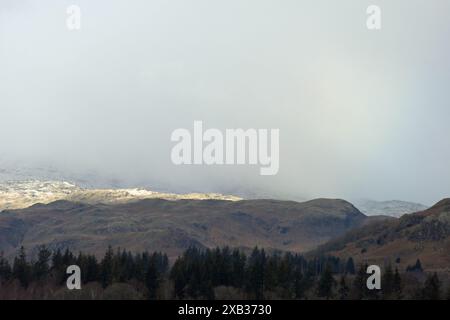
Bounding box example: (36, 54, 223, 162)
(0, 197, 367, 260)
(0, 180, 242, 212)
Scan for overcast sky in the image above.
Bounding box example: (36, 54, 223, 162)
(1, 0, 449, 204)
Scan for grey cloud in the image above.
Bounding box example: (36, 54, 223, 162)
(1, 0, 449, 204)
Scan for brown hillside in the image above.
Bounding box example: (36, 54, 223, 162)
(0, 198, 366, 259)
(312, 199, 450, 274)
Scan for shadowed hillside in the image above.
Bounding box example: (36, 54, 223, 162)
(0, 198, 366, 259)
(312, 199, 450, 274)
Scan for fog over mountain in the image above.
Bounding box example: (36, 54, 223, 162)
(353, 199, 428, 218)
(1, 0, 450, 204)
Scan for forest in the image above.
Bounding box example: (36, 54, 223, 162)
(0, 246, 448, 300)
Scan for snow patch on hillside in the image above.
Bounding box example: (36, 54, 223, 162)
(0, 180, 242, 211)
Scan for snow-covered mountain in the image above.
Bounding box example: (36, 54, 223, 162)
(0, 180, 242, 211)
(353, 199, 428, 218)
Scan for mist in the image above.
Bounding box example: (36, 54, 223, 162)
(1, 0, 450, 205)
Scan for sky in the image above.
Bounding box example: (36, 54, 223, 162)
(0, 0, 449, 205)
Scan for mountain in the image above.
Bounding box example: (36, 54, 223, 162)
(353, 199, 428, 218)
(0, 180, 242, 211)
(313, 199, 450, 273)
(0, 198, 366, 259)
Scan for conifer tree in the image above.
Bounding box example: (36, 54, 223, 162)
(34, 246, 51, 281)
(407, 259, 423, 272)
(338, 275, 349, 300)
(278, 254, 295, 294)
(422, 272, 441, 300)
(264, 254, 279, 291)
(414, 259, 423, 272)
(51, 249, 66, 284)
(170, 259, 186, 299)
(230, 249, 246, 288)
(293, 266, 304, 299)
(0, 251, 12, 282)
(317, 264, 335, 299)
(62, 248, 75, 266)
(392, 268, 402, 298)
(12, 246, 31, 288)
(80, 251, 100, 284)
(382, 264, 394, 298)
(345, 257, 356, 275)
(100, 246, 114, 288)
(352, 264, 368, 300)
(245, 247, 266, 299)
(145, 259, 159, 300)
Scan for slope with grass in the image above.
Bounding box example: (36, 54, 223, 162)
(0, 198, 366, 259)
(313, 199, 450, 274)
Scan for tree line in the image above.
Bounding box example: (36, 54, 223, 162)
(0, 246, 448, 300)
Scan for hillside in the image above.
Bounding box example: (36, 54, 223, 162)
(0, 180, 242, 211)
(0, 198, 366, 259)
(313, 199, 450, 273)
